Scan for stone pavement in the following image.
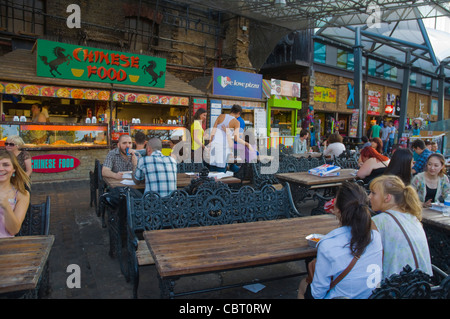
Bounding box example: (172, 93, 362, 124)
(30, 180, 313, 299)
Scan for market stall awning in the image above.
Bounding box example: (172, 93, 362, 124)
(0, 49, 205, 97)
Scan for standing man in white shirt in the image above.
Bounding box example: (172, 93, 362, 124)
(380, 121, 389, 154)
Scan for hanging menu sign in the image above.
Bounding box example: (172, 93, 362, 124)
(36, 39, 166, 88)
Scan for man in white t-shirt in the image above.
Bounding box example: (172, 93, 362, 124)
(380, 121, 389, 153)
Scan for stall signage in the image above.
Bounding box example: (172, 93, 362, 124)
(212, 68, 262, 99)
(271, 79, 301, 98)
(36, 39, 166, 88)
(313, 86, 336, 103)
(31, 154, 80, 173)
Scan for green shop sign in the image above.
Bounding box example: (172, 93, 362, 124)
(36, 39, 166, 88)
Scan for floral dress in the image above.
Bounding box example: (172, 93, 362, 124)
(411, 172, 450, 203)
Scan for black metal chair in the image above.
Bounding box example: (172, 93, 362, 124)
(18, 196, 51, 236)
(17, 195, 51, 298)
(369, 264, 449, 299)
(89, 159, 100, 211)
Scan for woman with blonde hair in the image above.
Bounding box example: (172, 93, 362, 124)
(369, 175, 432, 279)
(0, 150, 31, 237)
(5, 135, 32, 176)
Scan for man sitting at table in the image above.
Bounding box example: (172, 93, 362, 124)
(102, 135, 134, 179)
(132, 137, 177, 196)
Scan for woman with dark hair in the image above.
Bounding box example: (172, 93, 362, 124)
(411, 153, 450, 207)
(191, 108, 207, 162)
(357, 146, 390, 184)
(383, 148, 413, 185)
(298, 182, 382, 299)
(370, 137, 383, 154)
(322, 132, 346, 160)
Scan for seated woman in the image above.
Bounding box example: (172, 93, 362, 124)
(0, 150, 31, 238)
(322, 132, 346, 161)
(357, 146, 390, 185)
(369, 175, 433, 279)
(411, 153, 450, 207)
(383, 148, 413, 185)
(370, 137, 383, 155)
(5, 135, 32, 177)
(298, 182, 383, 299)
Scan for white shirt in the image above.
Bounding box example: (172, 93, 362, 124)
(323, 142, 346, 159)
(311, 226, 383, 299)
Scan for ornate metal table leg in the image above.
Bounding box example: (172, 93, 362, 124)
(159, 276, 176, 299)
(289, 182, 312, 211)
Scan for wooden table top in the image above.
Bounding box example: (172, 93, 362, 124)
(291, 152, 323, 158)
(422, 208, 450, 232)
(0, 235, 55, 294)
(104, 173, 242, 189)
(144, 215, 339, 279)
(275, 169, 357, 186)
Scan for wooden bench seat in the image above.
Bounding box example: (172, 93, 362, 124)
(136, 240, 154, 266)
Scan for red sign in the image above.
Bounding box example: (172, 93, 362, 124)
(31, 154, 80, 173)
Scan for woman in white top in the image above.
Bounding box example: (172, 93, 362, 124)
(369, 175, 433, 279)
(208, 105, 252, 172)
(322, 133, 346, 160)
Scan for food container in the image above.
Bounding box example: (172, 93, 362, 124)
(306, 234, 324, 248)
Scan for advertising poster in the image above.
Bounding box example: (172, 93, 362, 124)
(313, 86, 336, 103)
(367, 90, 381, 115)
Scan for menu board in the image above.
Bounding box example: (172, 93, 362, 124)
(349, 109, 359, 137)
(254, 108, 267, 138)
(209, 100, 222, 128)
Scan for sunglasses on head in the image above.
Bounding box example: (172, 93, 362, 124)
(4, 142, 16, 147)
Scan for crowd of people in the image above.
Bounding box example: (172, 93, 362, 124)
(1, 104, 448, 300)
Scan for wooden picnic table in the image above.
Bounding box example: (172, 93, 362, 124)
(421, 208, 450, 271)
(103, 173, 242, 189)
(291, 152, 323, 158)
(275, 169, 357, 209)
(0, 235, 55, 298)
(144, 215, 340, 298)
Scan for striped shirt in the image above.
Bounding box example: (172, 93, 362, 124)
(134, 150, 177, 196)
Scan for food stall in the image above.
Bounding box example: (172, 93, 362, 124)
(0, 40, 204, 182)
(263, 79, 302, 149)
(194, 68, 267, 151)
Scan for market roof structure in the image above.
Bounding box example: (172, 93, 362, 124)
(177, 0, 450, 31)
(178, 1, 450, 77)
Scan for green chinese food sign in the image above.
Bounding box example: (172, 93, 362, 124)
(36, 39, 166, 88)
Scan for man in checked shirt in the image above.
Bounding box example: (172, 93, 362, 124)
(132, 137, 177, 196)
(411, 139, 432, 175)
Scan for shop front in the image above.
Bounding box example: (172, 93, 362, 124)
(263, 79, 302, 149)
(0, 40, 204, 182)
(207, 68, 266, 152)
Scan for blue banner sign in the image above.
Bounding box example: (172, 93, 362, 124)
(212, 67, 262, 99)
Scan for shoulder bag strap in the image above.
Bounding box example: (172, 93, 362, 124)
(384, 212, 419, 269)
(329, 255, 360, 290)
